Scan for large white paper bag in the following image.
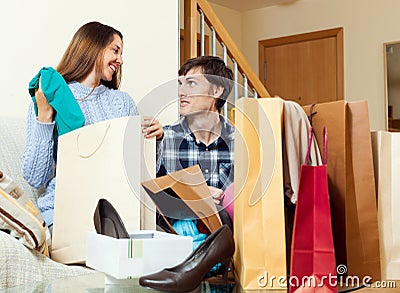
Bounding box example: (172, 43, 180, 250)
(52, 116, 156, 264)
(372, 131, 400, 280)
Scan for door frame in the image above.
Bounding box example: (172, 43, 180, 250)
(258, 27, 344, 100)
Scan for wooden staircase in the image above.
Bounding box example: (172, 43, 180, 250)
(182, 0, 271, 101)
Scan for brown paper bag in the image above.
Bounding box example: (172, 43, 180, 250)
(141, 165, 222, 233)
(234, 97, 287, 290)
(303, 100, 381, 281)
(371, 131, 400, 280)
(52, 117, 156, 264)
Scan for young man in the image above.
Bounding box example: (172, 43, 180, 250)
(156, 56, 234, 194)
(146, 56, 234, 241)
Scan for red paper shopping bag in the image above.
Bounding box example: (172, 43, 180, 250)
(290, 128, 337, 293)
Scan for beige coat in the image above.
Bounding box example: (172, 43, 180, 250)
(282, 101, 322, 204)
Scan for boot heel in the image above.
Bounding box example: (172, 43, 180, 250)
(221, 258, 230, 286)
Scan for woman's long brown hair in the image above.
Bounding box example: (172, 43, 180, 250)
(56, 21, 123, 89)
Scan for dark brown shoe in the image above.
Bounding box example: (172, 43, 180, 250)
(93, 198, 129, 239)
(139, 224, 235, 292)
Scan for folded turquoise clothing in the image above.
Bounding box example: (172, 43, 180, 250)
(28, 67, 85, 135)
(171, 219, 207, 251)
(171, 219, 223, 277)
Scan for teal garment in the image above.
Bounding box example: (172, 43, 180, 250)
(171, 219, 207, 251)
(28, 67, 85, 135)
(171, 219, 222, 276)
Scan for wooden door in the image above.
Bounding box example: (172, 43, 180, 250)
(259, 28, 344, 105)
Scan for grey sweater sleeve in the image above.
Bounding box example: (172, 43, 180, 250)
(21, 102, 56, 189)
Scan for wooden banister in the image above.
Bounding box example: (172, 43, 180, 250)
(194, 0, 271, 98)
(184, 0, 198, 61)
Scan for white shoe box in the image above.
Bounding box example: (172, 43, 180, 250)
(86, 230, 193, 279)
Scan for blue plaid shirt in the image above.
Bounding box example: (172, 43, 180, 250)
(156, 115, 234, 191)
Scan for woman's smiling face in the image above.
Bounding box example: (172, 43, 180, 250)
(101, 34, 123, 81)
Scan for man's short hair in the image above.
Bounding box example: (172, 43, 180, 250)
(179, 56, 234, 113)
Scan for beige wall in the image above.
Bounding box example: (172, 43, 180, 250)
(208, 0, 400, 130)
(1, 0, 179, 124)
(239, 0, 400, 130)
(210, 3, 243, 50)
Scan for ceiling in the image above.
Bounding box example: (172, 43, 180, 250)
(208, 0, 299, 11)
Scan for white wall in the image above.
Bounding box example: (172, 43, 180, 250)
(240, 0, 400, 130)
(1, 0, 179, 124)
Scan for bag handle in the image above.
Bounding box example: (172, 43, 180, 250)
(76, 123, 111, 158)
(322, 127, 328, 165)
(305, 127, 314, 165)
(305, 127, 328, 165)
(307, 103, 317, 126)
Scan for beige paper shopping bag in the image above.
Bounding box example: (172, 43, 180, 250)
(371, 131, 400, 280)
(52, 116, 156, 264)
(141, 165, 222, 234)
(234, 97, 287, 290)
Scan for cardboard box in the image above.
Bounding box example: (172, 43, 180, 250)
(141, 165, 223, 233)
(86, 230, 193, 279)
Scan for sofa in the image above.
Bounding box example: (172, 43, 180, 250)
(0, 116, 93, 289)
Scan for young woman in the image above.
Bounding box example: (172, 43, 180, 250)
(22, 21, 163, 232)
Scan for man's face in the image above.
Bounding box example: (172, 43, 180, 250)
(178, 67, 218, 116)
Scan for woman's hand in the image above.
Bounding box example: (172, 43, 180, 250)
(35, 80, 54, 123)
(141, 116, 164, 140)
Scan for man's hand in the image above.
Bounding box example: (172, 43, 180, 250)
(208, 186, 225, 205)
(141, 116, 164, 140)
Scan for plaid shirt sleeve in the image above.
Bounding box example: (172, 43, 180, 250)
(217, 130, 234, 190)
(156, 125, 180, 176)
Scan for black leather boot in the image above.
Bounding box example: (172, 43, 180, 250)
(93, 198, 129, 239)
(139, 224, 235, 292)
